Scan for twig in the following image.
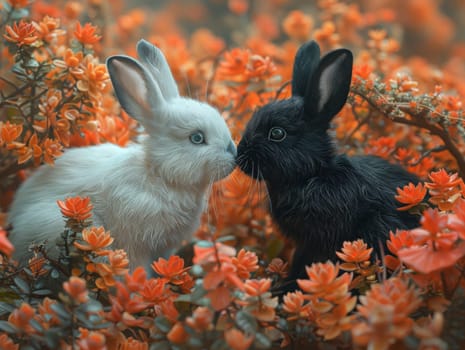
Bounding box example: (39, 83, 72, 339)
(409, 145, 447, 166)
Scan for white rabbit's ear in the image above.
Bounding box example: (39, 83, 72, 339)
(106, 55, 166, 128)
(136, 39, 179, 101)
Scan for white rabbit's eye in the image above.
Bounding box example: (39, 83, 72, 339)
(190, 131, 205, 144)
(268, 127, 287, 142)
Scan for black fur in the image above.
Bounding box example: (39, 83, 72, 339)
(236, 41, 420, 294)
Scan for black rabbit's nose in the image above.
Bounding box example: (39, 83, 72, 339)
(227, 141, 237, 157)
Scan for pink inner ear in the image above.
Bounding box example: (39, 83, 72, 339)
(112, 60, 150, 111)
(317, 64, 337, 112)
(317, 55, 346, 113)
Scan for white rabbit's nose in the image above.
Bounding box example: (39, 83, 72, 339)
(227, 141, 237, 157)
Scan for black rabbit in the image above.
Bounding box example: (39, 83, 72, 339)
(236, 41, 420, 294)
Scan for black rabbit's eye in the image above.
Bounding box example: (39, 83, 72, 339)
(190, 131, 205, 144)
(268, 127, 287, 142)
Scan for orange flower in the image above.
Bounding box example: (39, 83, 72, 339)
(37, 298, 60, 327)
(0, 227, 14, 257)
(282, 291, 312, 320)
(0, 121, 23, 146)
(266, 258, 288, 278)
(425, 169, 464, 210)
(57, 196, 93, 221)
(228, 0, 248, 15)
(244, 278, 272, 297)
(217, 48, 250, 83)
(63, 276, 89, 303)
(282, 10, 313, 41)
(385, 230, 415, 270)
(232, 249, 259, 279)
(352, 63, 373, 80)
(366, 136, 396, 159)
(28, 255, 47, 276)
(448, 198, 465, 239)
(139, 278, 166, 303)
(336, 239, 373, 263)
(108, 249, 129, 275)
(224, 328, 254, 350)
(109, 282, 151, 316)
(166, 322, 189, 344)
(3, 20, 38, 46)
(0, 334, 18, 350)
(298, 262, 351, 300)
(185, 307, 213, 332)
(395, 182, 427, 211)
(394, 208, 465, 273)
(152, 255, 186, 280)
(7, 0, 30, 8)
(125, 266, 147, 292)
(75, 56, 110, 100)
(8, 303, 36, 334)
(33, 16, 61, 41)
(74, 226, 113, 251)
(410, 208, 452, 246)
(77, 328, 106, 350)
(193, 241, 236, 265)
(353, 278, 421, 349)
(246, 54, 277, 80)
(203, 262, 244, 310)
(115, 337, 148, 350)
(74, 22, 101, 45)
(156, 299, 179, 323)
(297, 261, 355, 339)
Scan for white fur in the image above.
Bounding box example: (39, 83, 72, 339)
(7, 40, 236, 271)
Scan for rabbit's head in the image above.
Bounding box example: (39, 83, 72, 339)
(236, 41, 353, 185)
(107, 40, 236, 188)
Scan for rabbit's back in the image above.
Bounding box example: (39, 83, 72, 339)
(8, 143, 134, 260)
(8, 142, 205, 269)
(268, 154, 420, 263)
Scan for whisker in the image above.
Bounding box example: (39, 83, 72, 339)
(259, 167, 272, 213)
(183, 71, 192, 98)
(204, 78, 210, 102)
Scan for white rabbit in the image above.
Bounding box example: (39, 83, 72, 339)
(7, 39, 237, 271)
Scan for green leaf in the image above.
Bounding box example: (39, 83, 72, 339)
(196, 240, 214, 248)
(10, 8, 29, 20)
(149, 341, 171, 350)
(50, 303, 70, 321)
(210, 338, 229, 350)
(0, 301, 16, 316)
(254, 332, 272, 349)
(14, 276, 30, 294)
(81, 300, 103, 313)
(29, 318, 45, 333)
(0, 320, 18, 334)
(32, 289, 53, 296)
(235, 311, 258, 333)
(216, 235, 236, 243)
(50, 269, 61, 279)
(154, 316, 172, 333)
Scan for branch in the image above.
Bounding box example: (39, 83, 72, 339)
(351, 86, 465, 179)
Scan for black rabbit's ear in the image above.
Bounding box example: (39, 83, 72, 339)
(304, 48, 353, 126)
(291, 41, 321, 97)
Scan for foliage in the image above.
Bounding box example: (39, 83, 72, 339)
(1, 0, 465, 349)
